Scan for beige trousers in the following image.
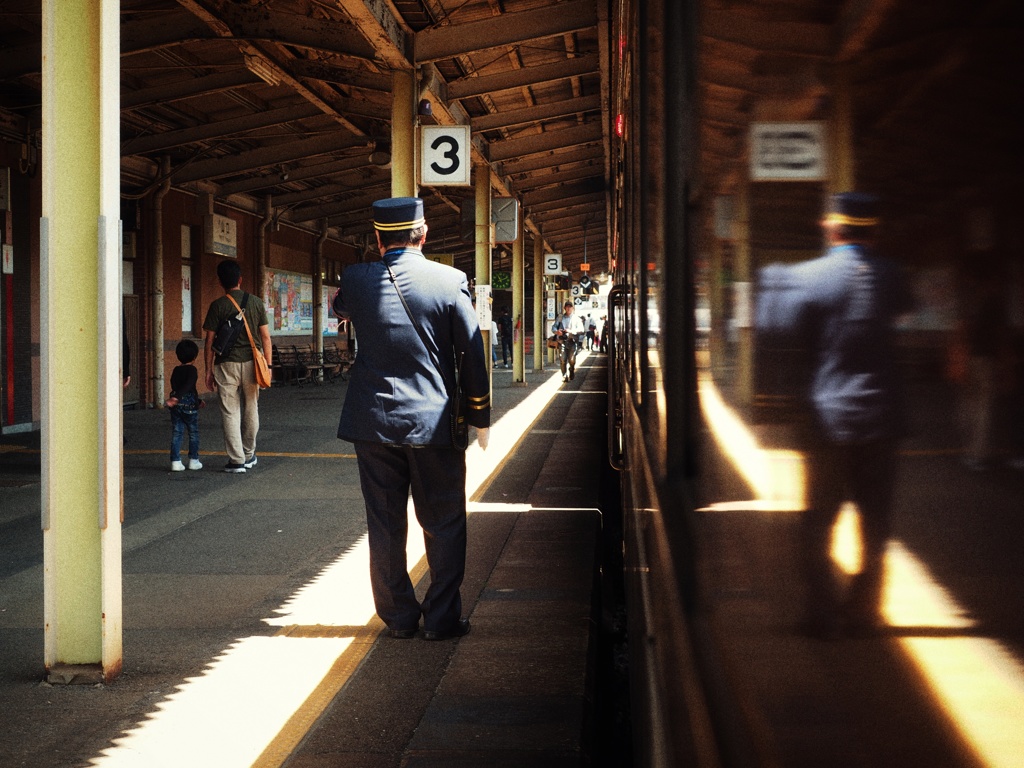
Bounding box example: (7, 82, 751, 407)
(214, 360, 260, 465)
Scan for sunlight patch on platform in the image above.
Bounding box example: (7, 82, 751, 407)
(90, 636, 351, 768)
(86, 366, 567, 768)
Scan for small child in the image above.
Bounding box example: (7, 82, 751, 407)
(168, 339, 204, 472)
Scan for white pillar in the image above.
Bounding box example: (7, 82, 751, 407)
(533, 236, 545, 372)
(41, 0, 123, 683)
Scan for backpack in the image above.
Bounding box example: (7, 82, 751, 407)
(211, 292, 250, 361)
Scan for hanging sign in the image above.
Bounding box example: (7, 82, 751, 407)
(203, 213, 237, 257)
(492, 197, 519, 242)
(749, 122, 826, 181)
(421, 125, 471, 186)
(543, 253, 562, 275)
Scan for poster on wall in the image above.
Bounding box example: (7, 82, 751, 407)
(264, 269, 313, 333)
(323, 285, 339, 336)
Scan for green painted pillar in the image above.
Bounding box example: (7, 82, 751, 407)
(41, 0, 123, 683)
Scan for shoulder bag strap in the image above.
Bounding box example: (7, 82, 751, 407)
(225, 292, 261, 356)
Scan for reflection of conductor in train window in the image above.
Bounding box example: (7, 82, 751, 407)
(755, 192, 913, 639)
(552, 300, 586, 382)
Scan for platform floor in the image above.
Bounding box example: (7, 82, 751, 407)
(0, 351, 611, 768)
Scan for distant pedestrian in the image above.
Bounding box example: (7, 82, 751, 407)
(552, 300, 586, 382)
(498, 307, 513, 368)
(491, 318, 500, 365)
(167, 339, 204, 472)
(756, 192, 913, 639)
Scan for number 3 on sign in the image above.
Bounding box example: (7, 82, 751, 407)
(420, 125, 471, 186)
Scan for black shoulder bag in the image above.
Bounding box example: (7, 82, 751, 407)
(383, 261, 469, 450)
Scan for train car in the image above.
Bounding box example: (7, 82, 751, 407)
(607, 0, 1024, 766)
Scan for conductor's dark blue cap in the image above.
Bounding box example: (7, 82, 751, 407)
(372, 197, 425, 231)
(825, 192, 880, 227)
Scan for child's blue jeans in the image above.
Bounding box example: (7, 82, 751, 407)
(170, 408, 200, 462)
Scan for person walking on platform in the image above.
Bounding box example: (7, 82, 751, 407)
(203, 259, 271, 474)
(332, 197, 491, 642)
(498, 307, 514, 368)
(552, 300, 586, 382)
(755, 192, 913, 639)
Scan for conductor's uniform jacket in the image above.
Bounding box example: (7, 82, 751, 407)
(332, 247, 490, 445)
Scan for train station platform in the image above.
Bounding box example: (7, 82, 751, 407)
(0, 350, 617, 768)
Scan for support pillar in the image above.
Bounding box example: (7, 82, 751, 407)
(475, 165, 492, 379)
(828, 65, 856, 194)
(314, 219, 328, 367)
(150, 157, 170, 407)
(391, 70, 417, 198)
(734, 183, 754, 410)
(41, 0, 123, 684)
(511, 219, 525, 383)
(533, 235, 544, 372)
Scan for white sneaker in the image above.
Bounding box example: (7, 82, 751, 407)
(187, 459, 203, 471)
(170, 460, 186, 472)
(243, 454, 258, 469)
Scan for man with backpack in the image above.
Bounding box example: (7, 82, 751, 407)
(202, 259, 272, 473)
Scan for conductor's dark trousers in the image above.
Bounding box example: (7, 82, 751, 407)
(353, 441, 468, 634)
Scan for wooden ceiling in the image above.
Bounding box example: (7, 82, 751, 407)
(1, 0, 1021, 278)
(0, 0, 609, 277)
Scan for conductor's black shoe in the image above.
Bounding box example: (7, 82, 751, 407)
(422, 619, 471, 641)
(387, 627, 418, 640)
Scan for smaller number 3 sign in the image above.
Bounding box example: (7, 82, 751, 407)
(420, 125, 471, 186)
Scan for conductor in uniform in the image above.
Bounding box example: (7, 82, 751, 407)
(333, 197, 491, 641)
(755, 192, 913, 638)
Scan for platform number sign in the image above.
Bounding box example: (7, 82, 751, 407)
(543, 253, 562, 275)
(421, 125, 471, 186)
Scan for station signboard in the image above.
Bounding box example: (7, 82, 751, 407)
(749, 122, 826, 181)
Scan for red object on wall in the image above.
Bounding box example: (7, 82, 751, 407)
(4, 274, 13, 426)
